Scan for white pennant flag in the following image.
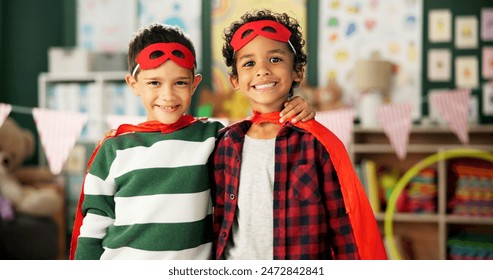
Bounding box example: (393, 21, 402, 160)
(376, 103, 413, 160)
(430, 89, 470, 144)
(106, 114, 146, 130)
(32, 108, 88, 175)
(0, 103, 12, 127)
(315, 108, 355, 148)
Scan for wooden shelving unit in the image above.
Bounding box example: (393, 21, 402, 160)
(38, 71, 128, 258)
(349, 125, 493, 259)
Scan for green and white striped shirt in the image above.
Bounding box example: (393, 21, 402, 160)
(75, 120, 223, 260)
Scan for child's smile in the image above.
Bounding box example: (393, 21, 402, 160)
(155, 104, 181, 112)
(253, 82, 277, 91)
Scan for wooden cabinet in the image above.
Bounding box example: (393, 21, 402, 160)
(349, 125, 493, 259)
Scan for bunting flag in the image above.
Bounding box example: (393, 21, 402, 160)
(429, 89, 470, 144)
(32, 108, 88, 175)
(315, 108, 355, 148)
(0, 103, 12, 127)
(106, 114, 146, 129)
(376, 103, 413, 160)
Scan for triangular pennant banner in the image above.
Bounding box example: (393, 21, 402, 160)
(315, 108, 355, 148)
(0, 103, 13, 127)
(32, 108, 88, 175)
(430, 89, 470, 144)
(106, 114, 146, 130)
(376, 103, 413, 160)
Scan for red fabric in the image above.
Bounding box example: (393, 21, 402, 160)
(68, 115, 199, 260)
(251, 111, 387, 260)
(231, 20, 292, 51)
(136, 42, 195, 70)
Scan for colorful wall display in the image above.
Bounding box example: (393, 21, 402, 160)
(317, 0, 423, 120)
(77, 0, 202, 69)
(77, 0, 137, 52)
(423, 1, 493, 124)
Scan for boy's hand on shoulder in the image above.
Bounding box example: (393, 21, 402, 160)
(280, 96, 316, 124)
(97, 129, 117, 146)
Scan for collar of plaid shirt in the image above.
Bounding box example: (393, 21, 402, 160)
(68, 115, 201, 260)
(247, 110, 387, 260)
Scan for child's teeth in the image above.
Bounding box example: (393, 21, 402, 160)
(256, 83, 275, 90)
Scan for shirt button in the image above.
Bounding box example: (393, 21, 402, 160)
(230, 194, 235, 200)
(221, 232, 227, 238)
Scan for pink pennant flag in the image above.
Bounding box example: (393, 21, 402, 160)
(376, 103, 413, 160)
(0, 103, 12, 127)
(430, 89, 470, 144)
(315, 108, 355, 148)
(32, 108, 88, 175)
(106, 114, 146, 130)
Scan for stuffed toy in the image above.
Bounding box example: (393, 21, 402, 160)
(0, 118, 63, 219)
(312, 78, 345, 112)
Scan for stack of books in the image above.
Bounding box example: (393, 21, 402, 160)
(448, 233, 493, 260)
(451, 164, 493, 217)
(406, 168, 437, 213)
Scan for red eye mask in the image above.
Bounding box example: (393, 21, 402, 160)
(231, 20, 294, 52)
(132, 42, 195, 76)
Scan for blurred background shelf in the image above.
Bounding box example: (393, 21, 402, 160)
(351, 126, 493, 260)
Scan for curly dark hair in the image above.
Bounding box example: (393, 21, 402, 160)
(127, 23, 197, 78)
(222, 10, 307, 93)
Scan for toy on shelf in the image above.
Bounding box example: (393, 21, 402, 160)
(0, 118, 63, 219)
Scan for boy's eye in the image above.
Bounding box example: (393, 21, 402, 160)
(176, 81, 189, 86)
(148, 81, 161, 86)
(243, 61, 255, 67)
(270, 57, 282, 63)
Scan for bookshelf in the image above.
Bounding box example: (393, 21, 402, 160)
(350, 125, 493, 259)
(37, 71, 135, 258)
(38, 71, 134, 143)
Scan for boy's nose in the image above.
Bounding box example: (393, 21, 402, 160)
(256, 61, 270, 76)
(159, 87, 175, 100)
(256, 68, 270, 76)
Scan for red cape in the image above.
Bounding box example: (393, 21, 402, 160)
(68, 116, 199, 260)
(251, 112, 387, 260)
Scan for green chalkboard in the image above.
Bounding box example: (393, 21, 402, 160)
(422, 0, 493, 124)
(0, 0, 75, 165)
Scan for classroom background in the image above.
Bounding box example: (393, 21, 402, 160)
(1, 0, 493, 260)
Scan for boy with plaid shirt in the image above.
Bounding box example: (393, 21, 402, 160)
(211, 10, 387, 260)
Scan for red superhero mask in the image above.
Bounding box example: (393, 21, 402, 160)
(132, 42, 195, 76)
(231, 20, 295, 53)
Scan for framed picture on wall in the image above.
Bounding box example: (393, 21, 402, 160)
(428, 49, 451, 81)
(481, 8, 493, 41)
(429, 9, 452, 43)
(455, 16, 478, 49)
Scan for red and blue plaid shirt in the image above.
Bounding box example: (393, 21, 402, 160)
(211, 120, 360, 260)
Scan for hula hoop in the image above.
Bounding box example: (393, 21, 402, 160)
(384, 148, 493, 260)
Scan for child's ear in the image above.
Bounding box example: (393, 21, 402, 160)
(125, 74, 140, 96)
(191, 74, 203, 94)
(229, 75, 240, 90)
(293, 67, 304, 83)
